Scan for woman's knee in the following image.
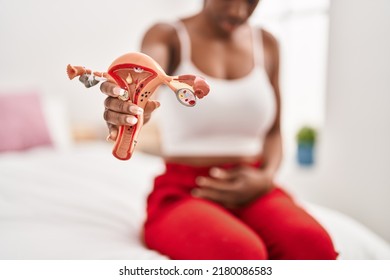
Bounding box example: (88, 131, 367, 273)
(145, 198, 270, 259)
(144, 214, 268, 260)
(271, 225, 338, 260)
(206, 237, 268, 260)
(297, 227, 338, 259)
(144, 219, 268, 260)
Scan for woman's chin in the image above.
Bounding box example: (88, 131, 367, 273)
(219, 21, 243, 34)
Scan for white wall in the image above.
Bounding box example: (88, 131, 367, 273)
(322, 0, 390, 242)
(281, 0, 390, 242)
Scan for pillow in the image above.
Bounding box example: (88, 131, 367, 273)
(0, 92, 53, 152)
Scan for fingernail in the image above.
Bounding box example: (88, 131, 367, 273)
(113, 87, 126, 97)
(106, 134, 114, 142)
(126, 116, 138, 125)
(129, 105, 144, 115)
(210, 168, 222, 177)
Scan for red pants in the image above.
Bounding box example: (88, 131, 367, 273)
(144, 162, 338, 260)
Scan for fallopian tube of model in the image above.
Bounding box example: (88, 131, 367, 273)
(67, 52, 210, 160)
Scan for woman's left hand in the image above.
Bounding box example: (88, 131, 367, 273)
(193, 166, 274, 208)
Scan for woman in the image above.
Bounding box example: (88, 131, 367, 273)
(101, 0, 337, 260)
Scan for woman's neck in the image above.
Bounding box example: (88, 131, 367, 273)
(186, 12, 248, 41)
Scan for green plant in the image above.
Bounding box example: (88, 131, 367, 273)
(296, 126, 317, 145)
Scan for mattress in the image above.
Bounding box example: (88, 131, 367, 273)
(1, 143, 389, 259)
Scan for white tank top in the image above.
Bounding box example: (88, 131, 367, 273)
(157, 21, 276, 157)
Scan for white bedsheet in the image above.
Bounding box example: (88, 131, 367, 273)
(1, 143, 389, 259)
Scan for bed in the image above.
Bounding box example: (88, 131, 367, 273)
(1, 92, 390, 260)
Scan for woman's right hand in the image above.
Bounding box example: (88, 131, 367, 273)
(100, 81, 160, 141)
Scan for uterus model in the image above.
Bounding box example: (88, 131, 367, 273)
(67, 52, 209, 160)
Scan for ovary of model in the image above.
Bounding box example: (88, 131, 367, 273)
(67, 52, 209, 160)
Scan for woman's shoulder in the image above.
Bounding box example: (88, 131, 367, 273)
(253, 26, 280, 78)
(141, 21, 182, 74)
(142, 21, 181, 54)
(143, 22, 178, 41)
(254, 27, 279, 51)
(144, 16, 195, 39)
